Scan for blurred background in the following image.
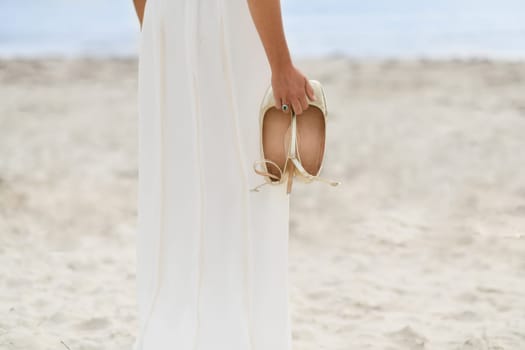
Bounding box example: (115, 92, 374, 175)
(1, 1, 524, 350)
(2, 0, 525, 58)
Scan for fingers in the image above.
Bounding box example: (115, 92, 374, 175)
(274, 93, 302, 115)
(275, 96, 290, 114)
(291, 98, 302, 115)
(305, 79, 316, 101)
(270, 76, 314, 116)
(290, 89, 311, 115)
(298, 94, 309, 113)
(293, 79, 314, 115)
(279, 93, 309, 115)
(274, 94, 282, 110)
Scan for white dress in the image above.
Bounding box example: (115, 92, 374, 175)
(133, 0, 292, 349)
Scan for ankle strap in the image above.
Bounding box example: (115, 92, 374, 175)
(252, 159, 284, 181)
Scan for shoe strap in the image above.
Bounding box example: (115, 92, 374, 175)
(251, 110, 341, 191)
(311, 175, 342, 187)
(290, 156, 341, 187)
(250, 158, 286, 192)
(251, 157, 341, 191)
(289, 109, 341, 188)
(252, 159, 284, 181)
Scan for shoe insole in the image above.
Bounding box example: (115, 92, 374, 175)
(296, 106, 325, 176)
(262, 108, 292, 181)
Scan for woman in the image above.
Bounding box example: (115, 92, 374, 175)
(131, 0, 314, 349)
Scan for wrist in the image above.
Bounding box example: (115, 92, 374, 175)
(269, 54, 293, 74)
(270, 60, 294, 76)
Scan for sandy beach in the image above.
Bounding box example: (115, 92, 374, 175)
(1, 57, 524, 350)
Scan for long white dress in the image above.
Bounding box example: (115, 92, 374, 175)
(133, 0, 292, 349)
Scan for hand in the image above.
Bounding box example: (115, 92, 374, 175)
(271, 64, 316, 115)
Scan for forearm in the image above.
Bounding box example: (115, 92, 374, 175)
(133, 0, 146, 28)
(246, 0, 293, 72)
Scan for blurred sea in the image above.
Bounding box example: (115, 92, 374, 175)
(1, 0, 525, 59)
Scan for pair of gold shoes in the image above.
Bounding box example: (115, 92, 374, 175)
(250, 79, 341, 194)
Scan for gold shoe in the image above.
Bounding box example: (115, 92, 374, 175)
(288, 80, 341, 188)
(250, 84, 296, 194)
(251, 80, 341, 193)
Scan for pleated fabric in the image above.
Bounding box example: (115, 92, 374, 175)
(133, 0, 292, 349)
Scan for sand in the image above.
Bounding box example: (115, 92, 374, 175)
(0, 57, 524, 350)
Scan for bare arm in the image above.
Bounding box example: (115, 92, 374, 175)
(133, 0, 146, 29)
(246, 0, 315, 115)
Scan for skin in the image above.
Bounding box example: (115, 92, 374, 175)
(132, 0, 314, 114)
(132, 0, 145, 29)
(246, 0, 315, 115)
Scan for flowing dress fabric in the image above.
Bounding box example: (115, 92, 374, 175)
(133, 0, 291, 349)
